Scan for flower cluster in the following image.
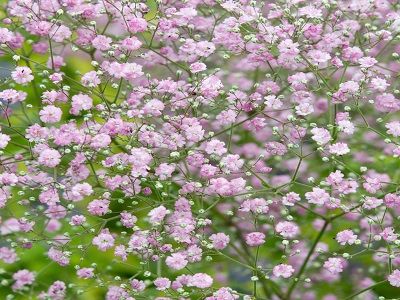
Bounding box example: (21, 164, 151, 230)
(0, 0, 400, 299)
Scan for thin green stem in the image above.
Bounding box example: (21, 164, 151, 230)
(285, 220, 329, 299)
(344, 280, 387, 300)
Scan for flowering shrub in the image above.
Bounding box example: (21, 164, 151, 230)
(1, 0, 400, 299)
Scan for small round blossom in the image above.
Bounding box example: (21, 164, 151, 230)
(39, 105, 62, 123)
(127, 17, 147, 33)
(323, 258, 346, 274)
(121, 37, 142, 51)
(130, 279, 145, 292)
(386, 121, 400, 137)
(154, 277, 171, 291)
(48, 247, 70, 266)
(165, 253, 188, 270)
(188, 273, 213, 288)
(245, 232, 266, 247)
(81, 71, 101, 87)
(92, 35, 112, 51)
(282, 192, 300, 206)
(273, 264, 295, 278)
(38, 149, 61, 168)
(0, 133, 10, 149)
(77, 268, 95, 279)
(336, 230, 358, 245)
(148, 205, 170, 224)
(70, 215, 86, 226)
(0, 247, 18, 263)
(305, 187, 330, 206)
(190, 62, 207, 73)
(92, 229, 115, 251)
(11, 67, 34, 84)
(388, 270, 400, 287)
(210, 233, 230, 250)
(90, 133, 111, 149)
(204, 139, 227, 156)
(155, 163, 175, 180)
(12, 269, 35, 291)
(87, 199, 110, 216)
(311, 127, 331, 144)
(329, 143, 350, 156)
(275, 221, 299, 239)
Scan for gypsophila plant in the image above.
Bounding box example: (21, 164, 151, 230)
(0, 0, 400, 299)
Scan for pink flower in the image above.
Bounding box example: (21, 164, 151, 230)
(205, 139, 227, 156)
(46, 281, 66, 299)
(49, 73, 63, 83)
(0, 89, 27, 103)
(273, 264, 295, 278)
(336, 230, 357, 245)
(11, 67, 34, 84)
(388, 269, 400, 287)
(0, 247, 18, 264)
(282, 192, 300, 206)
(92, 35, 112, 51)
(38, 149, 61, 167)
(265, 142, 287, 156)
(275, 221, 299, 238)
(148, 205, 170, 224)
(245, 232, 265, 247)
(206, 287, 239, 300)
(39, 105, 62, 123)
(311, 127, 331, 144)
(70, 93, 93, 115)
(77, 268, 94, 279)
(87, 199, 110, 216)
(342, 46, 363, 63)
(295, 102, 314, 116)
(386, 121, 400, 137)
(90, 133, 111, 149)
(210, 233, 230, 250)
(155, 163, 175, 180)
(120, 211, 137, 228)
(0, 27, 13, 43)
(323, 258, 346, 274)
(143, 99, 165, 116)
(0, 133, 10, 148)
(200, 75, 223, 99)
(370, 77, 389, 92)
(188, 273, 213, 288)
(48, 247, 70, 266)
(358, 56, 377, 68)
(92, 229, 115, 251)
(130, 279, 145, 292)
(220, 154, 244, 172)
(329, 142, 350, 156)
(380, 227, 398, 242)
(127, 17, 147, 33)
(154, 277, 171, 291)
(305, 187, 330, 206)
(375, 93, 400, 112)
(166, 253, 188, 270)
(12, 269, 35, 291)
(239, 198, 269, 214)
(70, 215, 86, 226)
(384, 193, 400, 208)
(308, 49, 331, 64)
(190, 62, 207, 73)
(121, 37, 142, 51)
(81, 71, 101, 87)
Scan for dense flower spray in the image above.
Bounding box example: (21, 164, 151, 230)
(0, 0, 400, 299)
